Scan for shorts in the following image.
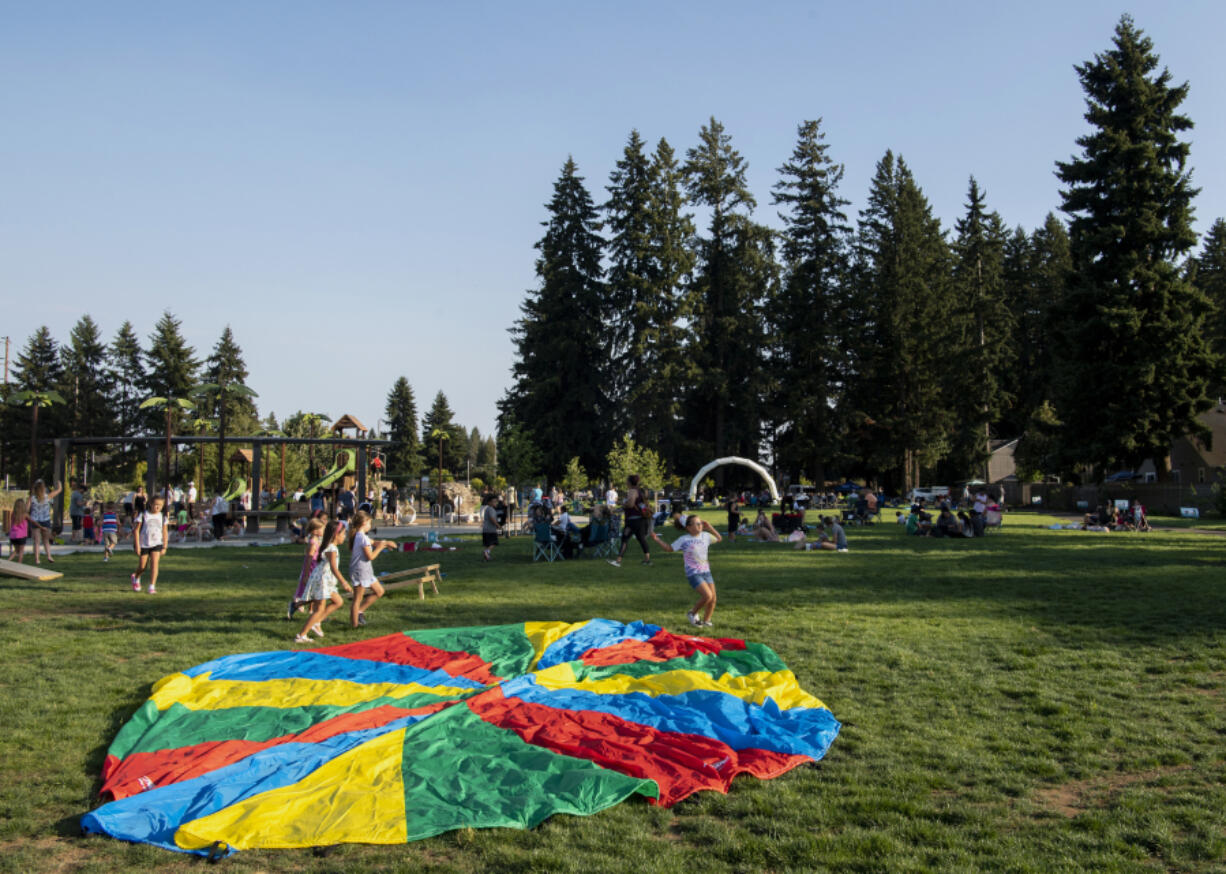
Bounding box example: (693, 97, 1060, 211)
(140, 545, 164, 556)
(103, 532, 118, 547)
(482, 532, 499, 547)
(686, 571, 715, 590)
(71, 515, 83, 531)
(353, 577, 377, 589)
(9, 536, 26, 546)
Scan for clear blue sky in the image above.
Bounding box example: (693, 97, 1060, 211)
(3, 1, 1224, 439)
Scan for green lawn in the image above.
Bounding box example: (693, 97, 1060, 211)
(2, 515, 1224, 873)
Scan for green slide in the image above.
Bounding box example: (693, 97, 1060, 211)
(266, 449, 356, 511)
(220, 476, 246, 502)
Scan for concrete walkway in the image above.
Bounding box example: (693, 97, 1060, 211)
(16, 521, 499, 559)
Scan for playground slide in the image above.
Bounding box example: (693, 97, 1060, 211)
(221, 477, 246, 503)
(266, 449, 356, 512)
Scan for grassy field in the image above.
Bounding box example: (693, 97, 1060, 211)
(1, 512, 1224, 873)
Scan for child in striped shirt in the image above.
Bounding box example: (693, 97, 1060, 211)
(101, 503, 119, 562)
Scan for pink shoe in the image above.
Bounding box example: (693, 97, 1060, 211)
(131, 574, 141, 591)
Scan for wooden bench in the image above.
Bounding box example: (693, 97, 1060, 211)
(372, 563, 442, 600)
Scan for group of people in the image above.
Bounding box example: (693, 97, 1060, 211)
(1081, 500, 1150, 532)
(898, 488, 998, 538)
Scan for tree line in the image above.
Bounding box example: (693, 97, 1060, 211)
(500, 16, 1226, 492)
(0, 313, 495, 492)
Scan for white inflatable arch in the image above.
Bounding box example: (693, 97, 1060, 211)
(688, 456, 780, 503)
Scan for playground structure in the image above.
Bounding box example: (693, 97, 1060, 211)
(688, 456, 780, 504)
(41, 429, 391, 535)
(265, 449, 357, 512)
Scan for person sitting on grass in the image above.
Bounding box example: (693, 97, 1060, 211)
(930, 506, 961, 538)
(752, 509, 780, 542)
(803, 516, 849, 552)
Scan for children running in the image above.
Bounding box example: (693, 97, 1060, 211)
(296, 520, 353, 643)
(287, 516, 326, 620)
(348, 510, 395, 628)
(650, 513, 722, 628)
(131, 495, 170, 593)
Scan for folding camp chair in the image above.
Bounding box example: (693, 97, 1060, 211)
(532, 521, 562, 562)
(585, 520, 612, 558)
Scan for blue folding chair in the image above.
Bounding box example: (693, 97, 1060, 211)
(532, 521, 562, 562)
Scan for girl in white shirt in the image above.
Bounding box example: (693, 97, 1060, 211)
(28, 479, 62, 565)
(131, 496, 170, 594)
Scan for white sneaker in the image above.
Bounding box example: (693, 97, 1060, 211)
(130, 574, 141, 591)
(688, 611, 701, 626)
(701, 620, 714, 628)
(607, 559, 621, 568)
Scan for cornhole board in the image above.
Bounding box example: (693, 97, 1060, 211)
(374, 563, 442, 600)
(0, 558, 63, 581)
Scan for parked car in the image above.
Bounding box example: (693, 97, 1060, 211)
(907, 486, 951, 503)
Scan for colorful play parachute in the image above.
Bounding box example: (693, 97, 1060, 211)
(82, 619, 839, 856)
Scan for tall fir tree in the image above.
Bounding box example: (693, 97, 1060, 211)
(604, 133, 696, 469)
(421, 390, 467, 475)
(500, 157, 612, 481)
(843, 151, 954, 491)
(201, 326, 258, 492)
(383, 376, 422, 482)
(1006, 214, 1071, 441)
(109, 321, 145, 438)
(681, 118, 775, 473)
(1054, 15, 1217, 478)
(60, 315, 117, 476)
(142, 311, 200, 433)
(1191, 218, 1226, 397)
(770, 118, 851, 485)
(944, 177, 1013, 480)
(11, 327, 66, 482)
(476, 434, 497, 480)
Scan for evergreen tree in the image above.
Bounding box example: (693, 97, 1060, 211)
(10, 327, 66, 482)
(466, 427, 483, 479)
(945, 177, 1013, 479)
(681, 118, 775, 470)
(501, 158, 611, 481)
(843, 151, 953, 491)
(495, 419, 542, 486)
(1192, 218, 1226, 396)
(604, 133, 696, 469)
(60, 315, 117, 477)
(383, 376, 422, 482)
(421, 390, 466, 474)
(1006, 214, 1071, 442)
(109, 321, 145, 438)
(200, 325, 258, 492)
(476, 434, 497, 480)
(142, 311, 200, 433)
(770, 119, 851, 485)
(1054, 15, 1217, 477)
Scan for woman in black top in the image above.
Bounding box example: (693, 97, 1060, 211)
(608, 474, 651, 567)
